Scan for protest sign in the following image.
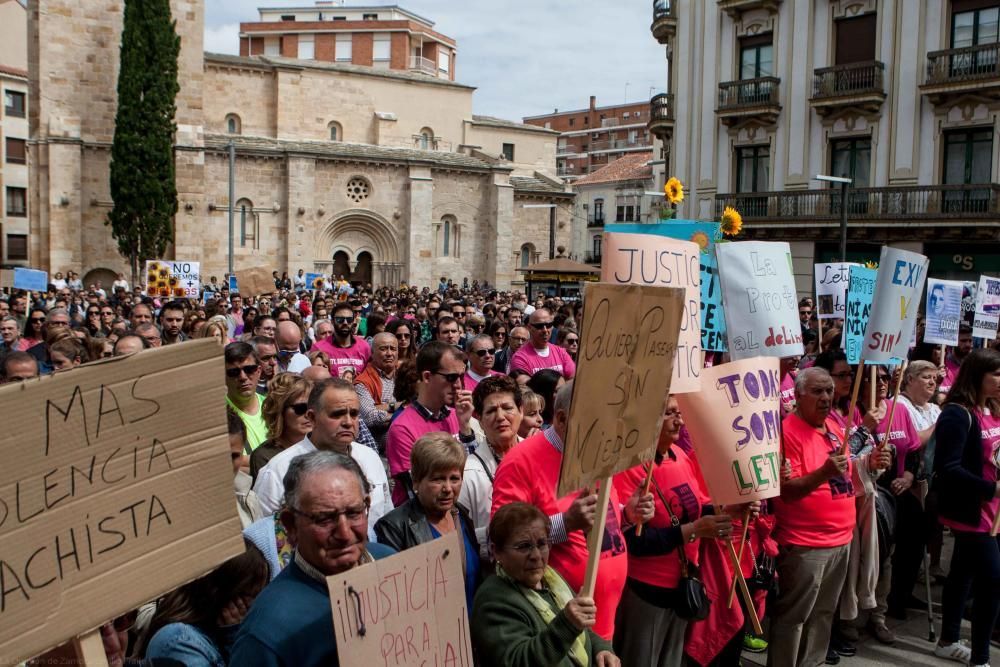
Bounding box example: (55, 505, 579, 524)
(974, 275, 1000, 340)
(11, 268, 49, 292)
(228, 275, 238, 292)
(305, 272, 325, 291)
(235, 266, 274, 297)
(606, 221, 727, 352)
(145, 260, 200, 299)
(814, 262, 856, 320)
(843, 266, 876, 364)
(0, 340, 244, 664)
(601, 232, 701, 393)
(327, 532, 473, 667)
(924, 279, 964, 346)
(557, 282, 684, 496)
(962, 280, 978, 329)
(716, 241, 803, 360)
(862, 247, 928, 363)
(675, 357, 782, 506)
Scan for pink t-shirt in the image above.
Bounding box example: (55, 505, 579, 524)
(940, 408, 1000, 533)
(872, 402, 922, 476)
(463, 369, 502, 392)
(939, 356, 961, 396)
(311, 336, 371, 380)
(510, 344, 576, 379)
(780, 371, 797, 412)
(385, 404, 460, 505)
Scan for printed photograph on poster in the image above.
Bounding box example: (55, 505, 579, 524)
(814, 262, 857, 320)
(923, 278, 963, 346)
(145, 260, 200, 299)
(962, 280, 978, 328)
(974, 276, 1000, 340)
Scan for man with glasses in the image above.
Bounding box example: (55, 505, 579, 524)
(464, 334, 501, 391)
(311, 304, 371, 380)
(250, 335, 280, 395)
(224, 342, 268, 451)
(385, 341, 476, 505)
(511, 308, 576, 380)
(275, 321, 311, 374)
(354, 332, 398, 448)
(135, 323, 162, 348)
(26, 308, 72, 372)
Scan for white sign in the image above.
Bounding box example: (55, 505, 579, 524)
(716, 241, 804, 361)
(924, 278, 964, 346)
(974, 276, 1000, 340)
(814, 262, 857, 320)
(145, 260, 200, 299)
(862, 246, 928, 363)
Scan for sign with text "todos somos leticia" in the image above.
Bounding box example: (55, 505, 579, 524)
(0, 340, 244, 664)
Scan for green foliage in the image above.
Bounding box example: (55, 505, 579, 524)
(106, 0, 180, 284)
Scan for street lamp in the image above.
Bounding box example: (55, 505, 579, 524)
(814, 174, 852, 262)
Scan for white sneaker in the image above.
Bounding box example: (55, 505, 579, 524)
(934, 641, 971, 664)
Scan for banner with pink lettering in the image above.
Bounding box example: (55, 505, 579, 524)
(716, 241, 804, 361)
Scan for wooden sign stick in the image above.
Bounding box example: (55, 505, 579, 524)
(817, 318, 824, 353)
(881, 361, 908, 451)
(635, 462, 656, 537)
(73, 629, 109, 666)
(716, 509, 763, 636)
(727, 507, 753, 607)
(579, 477, 613, 598)
(869, 365, 877, 411)
(842, 361, 866, 455)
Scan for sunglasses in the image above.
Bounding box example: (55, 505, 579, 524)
(565, 338, 579, 345)
(29, 318, 45, 324)
(474, 348, 496, 357)
(530, 321, 554, 330)
(334, 316, 354, 324)
(395, 332, 411, 339)
(290, 402, 308, 416)
(433, 371, 465, 384)
(225, 363, 260, 378)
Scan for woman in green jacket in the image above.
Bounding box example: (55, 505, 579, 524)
(471, 502, 620, 667)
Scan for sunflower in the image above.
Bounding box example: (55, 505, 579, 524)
(690, 231, 711, 252)
(664, 177, 684, 204)
(312, 277, 324, 290)
(720, 206, 743, 237)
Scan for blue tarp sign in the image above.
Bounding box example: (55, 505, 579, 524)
(228, 275, 238, 293)
(13, 268, 48, 292)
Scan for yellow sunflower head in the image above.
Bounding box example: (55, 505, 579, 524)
(664, 177, 684, 204)
(720, 206, 743, 237)
(864, 260, 879, 270)
(690, 231, 711, 252)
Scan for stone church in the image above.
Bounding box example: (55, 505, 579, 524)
(28, 0, 574, 289)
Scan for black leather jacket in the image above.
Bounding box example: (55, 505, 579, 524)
(374, 498, 481, 559)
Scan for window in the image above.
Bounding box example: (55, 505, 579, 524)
(835, 13, 877, 64)
(593, 198, 605, 222)
(418, 127, 434, 150)
(236, 198, 256, 247)
(373, 35, 391, 62)
(264, 37, 280, 56)
(501, 143, 515, 161)
(735, 145, 769, 216)
(439, 215, 458, 257)
(520, 243, 534, 268)
(943, 128, 993, 212)
(830, 138, 872, 213)
(328, 121, 342, 141)
(298, 35, 315, 60)
(346, 177, 371, 202)
(592, 236, 602, 259)
(544, 121, 551, 129)
(740, 34, 773, 79)
(336, 33, 352, 61)
(362, 13, 378, 20)
(5, 137, 26, 164)
(952, 6, 1000, 48)
(6, 187, 27, 217)
(4, 90, 25, 118)
(569, 118, 575, 127)
(7, 234, 27, 261)
(442, 219, 451, 256)
(438, 51, 450, 74)
(225, 114, 241, 135)
(280, 14, 296, 21)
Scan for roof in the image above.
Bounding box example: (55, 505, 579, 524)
(510, 176, 574, 197)
(523, 99, 653, 121)
(204, 133, 500, 170)
(256, 4, 435, 26)
(572, 152, 654, 187)
(0, 64, 28, 79)
(470, 115, 559, 135)
(204, 52, 476, 90)
(518, 257, 600, 274)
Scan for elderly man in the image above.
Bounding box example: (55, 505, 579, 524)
(135, 322, 162, 348)
(0, 316, 21, 353)
(491, 380, 653, 640)
(233, 451, 395, 666)
(511, 308, 576, 379)
(129, 302, 154, 329)
(112, 334, 148, 356)
(250, 335, 279, 395)
(225, 342, 268, 451)
(2, 351, 39, 383)
(311, 303, 370, 379)
(25, 308, 73, 372)
(275, 320, 311, 373)
(159, 301, 187, 345)
(463, 333, 501, 391)
(769, 367, 859, 667)
(354, 332, 397, 447)
(253, 378, 392, 533)
(311, 318, 334, 347)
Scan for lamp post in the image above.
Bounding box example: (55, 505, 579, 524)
(815, 174, 852, 262)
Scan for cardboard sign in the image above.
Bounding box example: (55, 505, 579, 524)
(676, 357, 782, 505)
(601, 232, 702, 394)
(974, 276, 1000, 340)
(235, 266, 274, 298)
(962, 280, 978, 329)
(0, 340, 244, 663)
(305, 272, 325, 291)
(924, 278, 964, 346)
(607, 221, 727, 352)
(843, 266, 877, 364)
(558, 282, 684, 496)
(145, 260, 200, 299)
(815, 263, 857, 320)
(716, 241, 804, 360)
(327, 532, 473, 667)
(862, 247, 928, 363)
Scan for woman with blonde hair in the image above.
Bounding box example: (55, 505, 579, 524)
(249, 373, 313, 482)
(307, 349, 330, 371)
(199, 318, 229, 345)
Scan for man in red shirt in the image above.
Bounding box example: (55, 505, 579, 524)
(770, 367, 855, 667)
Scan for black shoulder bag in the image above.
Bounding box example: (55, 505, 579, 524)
(650, 476, 711, 620)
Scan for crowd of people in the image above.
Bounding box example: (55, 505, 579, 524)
(3, 274, 998, 667)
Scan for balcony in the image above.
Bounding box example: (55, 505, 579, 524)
(651, 0, 676, 44)
(718, 0, 782, 20)
(922, 43, 1000, 105)
(648, 93, 675, 139)
(589, 138, 651, 153)
(716, 77, 781, 126)
(714, 184, 1000, 238)
(588, 213, 606, 228)
(585, 251, 603, 264)
(811, 61, 886, 116)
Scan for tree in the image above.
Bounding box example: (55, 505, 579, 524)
(106, 0, 180, 286)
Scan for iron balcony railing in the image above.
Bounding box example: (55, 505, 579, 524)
(718, 77, 780, 110)
(585, 251, 603, 264)
(813, 61, 885, 99)
(588, 213, 606, 228)
(926, 42, 1000, 85)
(650, 93, 675, 122)
(653, 0, 673, 21)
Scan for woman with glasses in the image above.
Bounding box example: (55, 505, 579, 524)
(19, 308, 46, 351)
(489, 320, 511, 372)
(83, 305, 107, 338)
(557, 327, 579, 363)
(386, 318, 416, 366)
(250, 374, 314, 482)
(472, 502, 619, 667)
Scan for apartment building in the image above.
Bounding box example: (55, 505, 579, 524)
(650, 0, 1000, 289)
(239, 1, 457, 81)
(523, 96, 655, 181)
(1, 0, 27, 267)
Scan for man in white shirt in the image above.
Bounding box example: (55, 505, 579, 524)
(253, 378, 392, 539)
(275, 320, 312, 374)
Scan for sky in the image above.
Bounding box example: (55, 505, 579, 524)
(203, 1, 667, 122)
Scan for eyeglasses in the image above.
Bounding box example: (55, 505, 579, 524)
(289, 505, 368, 529)
(433, 371, 465, 384)
(225, 363, 260, 378)
(453, 311, 466, 317)
(48, 320, 70, 328)
(799, 310, 813, 316)
(530, 321, 554, 330)
(474, 348, 496, 357)
(334, 316, 354, 324)
(289, 402, 308, 416)
(507, 539, 553, 555)
(395, 333, 411, 339)
(565, 338, 579, 345)
(830, 372, 853, 379)
(510, 335, 528, 343)
(875, 375, 890, 384)
(29, 317, 45, 324)
(101, 310, 114, 316)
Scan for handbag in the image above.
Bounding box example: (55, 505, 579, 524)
(650, 476, 711, 620)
